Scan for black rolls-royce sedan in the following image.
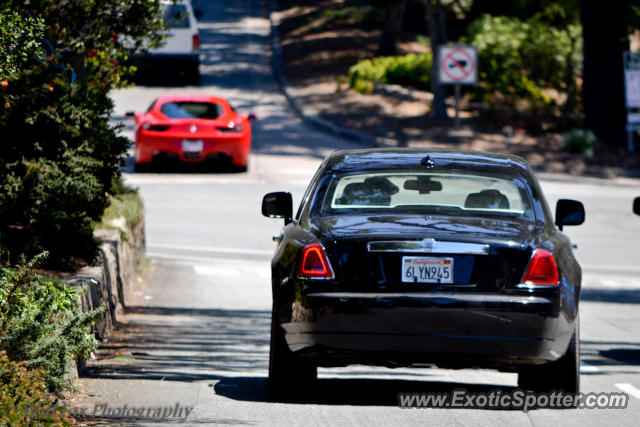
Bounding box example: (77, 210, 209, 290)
(262, 149, 585, 398)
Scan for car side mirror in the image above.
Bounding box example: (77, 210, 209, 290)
(262, 192, 293, 225)
(194, 9, 203, 19)
(555, 199, 585, 231)
(125, 111, 135, 118)
(634, 197, 640, 215)
(247, 113, 257, 122)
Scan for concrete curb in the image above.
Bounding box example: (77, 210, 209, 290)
(65, 215, 145, 377)
(265, 0, 394, 148)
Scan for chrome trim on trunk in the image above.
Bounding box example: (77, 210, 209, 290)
(367, 239, 490, 255)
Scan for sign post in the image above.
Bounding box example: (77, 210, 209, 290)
(624, 51, 640, 153)
(438, 45, 478, 128)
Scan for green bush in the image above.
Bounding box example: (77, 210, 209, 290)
(0, 7, 129, 267)
(0, 351, 73, 426)
(563, 129, 597, 157)
(322, 5, 382, 27)
(102, 183, 144, 230)
(348, 53, 432, 93)
(0, 255, 103, 392)
(466, 14, 581, 111)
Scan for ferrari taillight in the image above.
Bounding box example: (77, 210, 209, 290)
(192, 34, 200, 50)
(141, 122, 169, 132)
(521, 249, 559, 286)
(298, 244, 334, 279)
(217, 122, 243, 132)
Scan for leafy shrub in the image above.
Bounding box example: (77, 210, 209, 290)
(0, 351, 73, 426)
(102, 182, 144, 230)
(0, 255, 103, 392)
(563, 129, 597, 157)
(0, 10, 44, 76)
(322, 5, 382, 27)
(348, 53, 432, 93)
(466, 14, 581, 112)
(0, 7, 129, 267)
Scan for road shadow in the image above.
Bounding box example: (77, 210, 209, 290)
(580, 339, 640, 376)
(82, 304, 640, 410)
(580, 288, 640, 304)
(214, 376, 521, 407)
(84, 306, 271, 382)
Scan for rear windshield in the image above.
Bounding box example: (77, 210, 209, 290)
(321, 172, 535, 221)
(163, 4, 189, 29)
(160, 102, 223, 119)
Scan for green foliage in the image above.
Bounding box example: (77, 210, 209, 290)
(563, 129, 597, 157)
(0, 255, 103, 393)
(0, 351, 72, 426)
(3, 0, 165, 90)
(348, 53, 432, 93)
(0, 7, 131, 266)
(102, 183, 144, 230)
(466, 14, 582, 113)
(0, 10, 44, 76)
(322, 5, 382, 27)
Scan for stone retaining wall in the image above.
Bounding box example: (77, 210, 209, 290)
(65, 215, 145, 376)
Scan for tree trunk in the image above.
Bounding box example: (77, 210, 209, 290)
(378, 0, 407, 56)
(580, 0, 630, 149)
(426, 0, 448, 119)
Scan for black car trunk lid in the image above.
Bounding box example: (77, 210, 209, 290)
(313, 215, 537, 292)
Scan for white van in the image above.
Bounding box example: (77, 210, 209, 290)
(132, 0, 201, 84)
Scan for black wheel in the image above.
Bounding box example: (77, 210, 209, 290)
(518, 318, 580, 400)
(134, 162, 151, 173)
(267, 307, 316, 400)
(186, 62, 200, 85)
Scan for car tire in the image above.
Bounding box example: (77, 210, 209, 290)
(187, 62, 200, 85)
(135, 162, 151, 173)
(267, 308, 317, 400)
(518, 318, 580, 401)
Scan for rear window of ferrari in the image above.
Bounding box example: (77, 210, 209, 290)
(160, 102, 224, 119)
(322, 172, 535, 220)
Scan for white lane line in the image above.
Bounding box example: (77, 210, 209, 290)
(148, 252, 272, 266)
(580, 361, 599, 373)
(193, 264, 270, 278)
(582, 275, 640, 289)
(148, 243, 273, 256)
(194, 265, 241, 277)
(615, 383, 640, 399)
(122, 175, 266, 185)
(582, 264, 640, 274)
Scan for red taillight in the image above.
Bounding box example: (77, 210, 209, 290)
(192, 34, 200, 50)
(522, 249, 559, 285)
(298, 244, 334, 279)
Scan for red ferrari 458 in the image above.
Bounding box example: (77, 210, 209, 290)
(130, 94, 255, 171)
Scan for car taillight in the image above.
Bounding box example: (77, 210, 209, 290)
(192, 34, 200, 50)
(217, 121, 243, 132)
(141, 122, 169, 131)
(298, 244, 334, 279)
(521, 249, 559, 286)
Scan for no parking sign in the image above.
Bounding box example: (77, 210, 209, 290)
(439, 45, 478, 85)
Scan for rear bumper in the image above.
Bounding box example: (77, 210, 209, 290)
(279, 291, 572, 369)
(135, 134, 249, 166)
(130, 53, 199, 69)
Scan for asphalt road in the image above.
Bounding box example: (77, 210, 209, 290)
(75, 0, 640, 425)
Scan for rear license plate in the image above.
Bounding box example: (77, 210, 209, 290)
(182, 139, 203, 152)
(402, 256, 453, 284)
